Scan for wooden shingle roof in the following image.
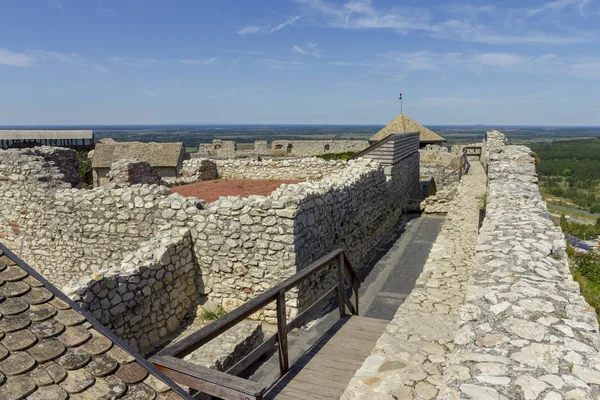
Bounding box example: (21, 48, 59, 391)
(92, 142, 185, 169)
(371, 114, 445, 143)
(0, 245, 191, 400)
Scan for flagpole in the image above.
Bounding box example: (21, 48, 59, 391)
(400, 92, 406, 132)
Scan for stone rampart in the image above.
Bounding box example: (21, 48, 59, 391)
(440, 130, 600, 399)
(216, 158, 347, 180)
(68, 229, 198, 352)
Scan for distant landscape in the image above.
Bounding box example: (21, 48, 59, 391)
(2, 124, 600, 149)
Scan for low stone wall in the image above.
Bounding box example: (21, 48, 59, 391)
(440, 131, 600, 399)
(107, 158, 163, 186)
(271, 140, 369, 157)
(68, 229, 198, 352)
(0, 148, 201, 289)
(198, 139, 369, 158)
(216, 158, 347, 180)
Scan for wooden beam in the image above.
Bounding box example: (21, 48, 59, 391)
(276, 289, 289, 375)
(337, 253, 346, 318)
(152, 355, 266, 400)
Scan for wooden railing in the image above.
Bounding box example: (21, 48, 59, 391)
(151, 248, 360, 400)
(439, 151, 469, 184)
(463, 146, 483, 159)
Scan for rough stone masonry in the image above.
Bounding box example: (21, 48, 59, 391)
(0, 141, 421, 351)
(439, 131, 600, 400)
(342, 146, 486, 400)
(344, 131, 600, 400)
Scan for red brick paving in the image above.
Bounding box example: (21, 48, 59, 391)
(171, 179, 302, 202)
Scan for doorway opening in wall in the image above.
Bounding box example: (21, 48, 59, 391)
(324, 144, 330, 151)
(287, 144, 293, 154)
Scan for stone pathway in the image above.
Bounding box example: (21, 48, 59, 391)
(341, 161, 486, 400)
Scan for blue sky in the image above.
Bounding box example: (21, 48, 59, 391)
(1, 0, 599, 125)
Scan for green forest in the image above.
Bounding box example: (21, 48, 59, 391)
(531, 138, 600, 211)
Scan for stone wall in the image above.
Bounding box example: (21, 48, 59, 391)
(179, 158, 218, 183)
(68, 229, 198, 352)
(1, 144, 422, 344)
(440, 130, 600, 399)
(191, 154, 420, 317)
(271, 140, 369, 157)
(216, 158, 348, 180)
(106, 158, 163, 186)
(197, 139, 369, 159)
(294, 153, 421, 309)
(0, 148, 201, 289)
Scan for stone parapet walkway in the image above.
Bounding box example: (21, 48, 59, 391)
(439, 132, 600, 400)
(341, 161, 486, 399)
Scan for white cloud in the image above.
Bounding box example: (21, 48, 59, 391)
(94, 65, 110, 73)
(296, 0, 596, 45)
(0, 49, 36, 67)
(332, 50, 569, 81)
(0, 48, 106, 71)
(51, 1, 64, 9)
(261, 58, 304, 69)
(111, 56, 159, 66)
(236, 16, 301, 35)
(569, 59, 600, 79)
(526, 0, 582, 17)
(180, 57, 217, 65)
(471, 53, 530, 68)
(291, 42, 321, 57)
(269, 15, 301, 33)
(236, 26, 263, 35)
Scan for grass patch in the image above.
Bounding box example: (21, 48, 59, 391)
(201, 306, 227, 321)
(569, 249, 600, 323)
(477, 193, 488, 210)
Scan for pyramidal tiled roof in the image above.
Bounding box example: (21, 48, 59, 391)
(0, 246, 191, 400)
(371, 114, 445, 143)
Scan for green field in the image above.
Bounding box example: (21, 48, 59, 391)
(532, 138, 600, 213)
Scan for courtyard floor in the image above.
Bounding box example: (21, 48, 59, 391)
(171, 179, 302, 202)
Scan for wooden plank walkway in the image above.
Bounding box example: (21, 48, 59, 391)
(265, 315, 388, 399)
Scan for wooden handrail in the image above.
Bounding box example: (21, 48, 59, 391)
(152, 247, 361, 400)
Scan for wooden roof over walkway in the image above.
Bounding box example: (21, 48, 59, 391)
(0, 130, 94, 140)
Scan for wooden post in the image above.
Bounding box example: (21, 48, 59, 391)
(337, 254, 346, 318)
(276, 289, 289, 376)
